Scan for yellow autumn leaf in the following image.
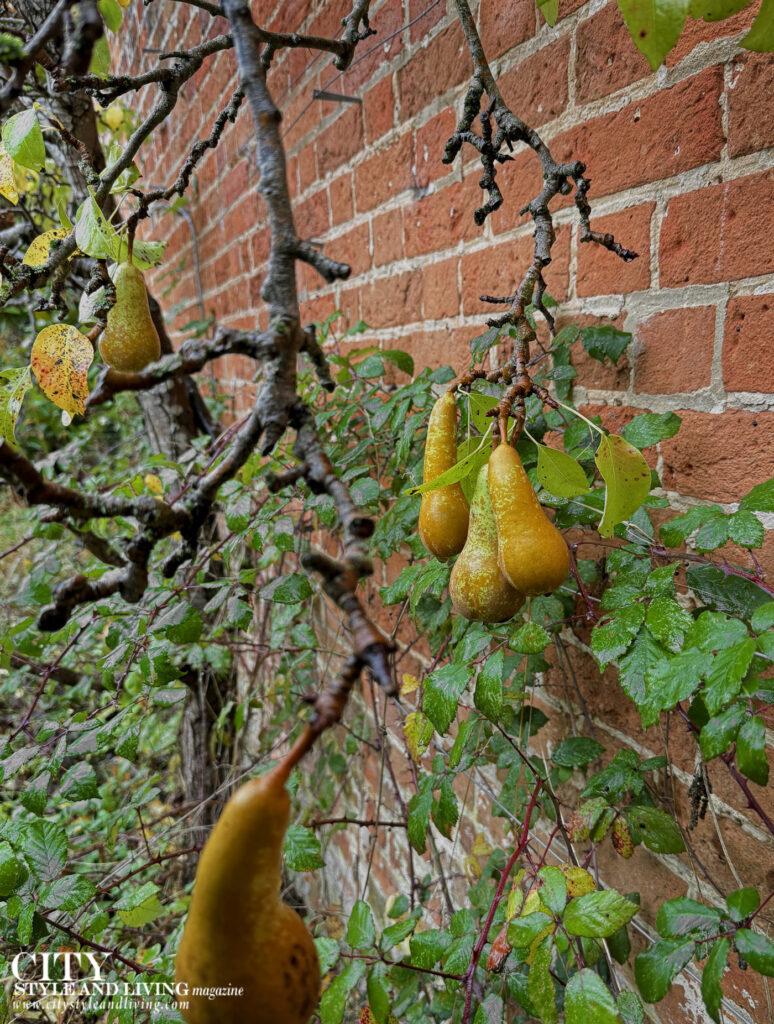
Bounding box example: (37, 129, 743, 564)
(116, 0, 132, 7)
(472, 833, 493, 858)
(144, 473, 163, 495)
(505, 870, 526, 921)
(400, 672, 419, 696)
(563, 864, 596, 899)
(0, 145, 18, 204)
(464, 855, 481, 881)
(403, 711, 432, 764)
(101, 104, 124, 131)
(30, 324, 93, 417)
(23, 229, 69, 267)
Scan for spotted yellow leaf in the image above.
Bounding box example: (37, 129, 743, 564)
(23, 229, 69, 267)
(563, 865, 596, 899)
(401, 672, 419, 696)
(31, 324, 93, 417)
(0, 144, 17, 204)
(403, 711, 433, 764)
(144, 473, 163, 495)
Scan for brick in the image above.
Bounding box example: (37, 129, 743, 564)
(460, 228, 571, 316)
(354, 133, 414, 212)
(361, 272, 423, 328)
(660, 410, 774, 501)
(552, 68, 723, 199)
(297, 143, 317, 193)
(404, 181, 469, 258)
(329, 172, 354, 226)
(397, 21, 468, 120)
(414, 108, 457, 188)
(397, 326, 472, 376)
(633, 306, 715, 394)
(299, 292, 337, 327)
(340, 0, 403, 91)
(324, 222, 371, 278)
(479, 0, 535, 61)
(665, 3, 758, 66)
(339, 285, 361, 325)
(315, 104, 364, 178)
(728, 51, 774, 158)
(363, 75, 395, 145)
(660, 171, 774, 287)
(577, 203, 653, 297)
(422, 258, 460, 320)
(499, 37, 570, 127)
(575, 3, 651, 104)
(489, 149, 548, 235)
(410, 0, 445, 42)
(723, 295, 774, 393)
(371, 207, 403, 266)
(294, 187, 330, 240)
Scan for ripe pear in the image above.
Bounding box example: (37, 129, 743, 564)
(488, 443, 570, 596)
(98, 262, 161, 372)
(175, 762, 320, 1024)
(418, 392, 469, 560)
(450, 463, 523, 622)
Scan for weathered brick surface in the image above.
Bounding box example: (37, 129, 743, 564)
(576, 203, 654, 297)
(478, 0, 536, 61)
(723, 295, 774, 392)
(498, 36, 570, 127)
(727, 51, 774, 157)
(633, 306, 716, 394)
(575, 3, 651, 104)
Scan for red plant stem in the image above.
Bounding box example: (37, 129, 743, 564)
(461, 777, 544, 1024)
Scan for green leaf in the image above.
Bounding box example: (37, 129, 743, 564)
(701, 937, 729, 1023)
(470, 327, 500, 358)
(645, 649, 712, 712)
(98, 0, 123, 31)
(538, 866, 567, 914)
(75, 195, 120, 258)
(581, 325, 632, 365)
(507, 912, 553, 947)
(380, 907, 421, 950)
(283, 825, 325, 870)
(536, 444, 589, 498)
(318, 959, 366, 1024)
(423, 663, 468, 735)
(537, 0, 559, 25)
(740, 477, 774, 513)
(552, 736, 605, 767)
(694, 515, 730, 552)
(735, 929, 774, 975)
(260, 573, 313, 604)
(409, 928, 450, 969)
(60, 761, 98, 801)
(474, 994, 504, 1024)
(737, 714, 769, 785)
(0, 366, 33, 449)
(115, 881, 163, 926)
(617, 0, 691, 69)
(691, 0, 749, 18)
(40, 874, 96, 912)
(346, 900, 376, 949)
(565, 968, 621, 1024)
(699, 703, 745, 760)
(617, 991, 645, 1024)
(0, 843, 21, 899)
(367, 963, 391, 1024)
(625, 805, 685, 854)
(656, 898, 722, 938)
(741, 0, 774, 51)
(622, 412, 681, 450)
(726, 887, 760, 922)
(595, 434, 651, 538)
(527, 942, 557, 1024)
(24, 820, 67, 882)
(728, 510, 765, 548)
(474, 649, 504, 721)
(407, 775, 434, 853)
(564, 891, 638, 937)
(380, 349, 415, 376)
(2, 108, 45, 170)
(315, 936, 340, 976)
(752, 601, 774, 634)
(645, 597, 692, 652)
(703, 639, 756, 715)
(89, 34, 111, 77)
(404, 428, 491, 496)
(403, 710, 434, 763)
(634, 938, 695, 1002)
(510, 620, 551, 654)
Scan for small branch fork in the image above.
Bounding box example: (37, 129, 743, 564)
(445, 0, 637, 444)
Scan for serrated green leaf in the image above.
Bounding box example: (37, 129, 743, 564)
(622, 411, 681, 449)
(510, 620, 551, 654)
(699, 703, 745, 759)
(318, 959, 366, 1024)
(24, 820, 67, 882)
(552, 736, 605, 767)
(283, 825, 325, 870)
(565, 968, 621, 1024)
(634, 938, 695, 1002)
(726, 887, 760, 922)
(735, 929, 774, 975)
(315, 936, 340, 975)
(260, 573, 313, 604)
(703, 638, 756, 714)
(739, 477, 774, 513)
(538, 866, 567, 914)
(645, 597, 692, 652)
(656, 897, 722, 938)
(645, 648, 712, 712)
(346, 900, 376, 949)
(40, 874, 96, 912)
(728, 510, 765, 548)
(625, 805, 685, 853)
(60, 761, 98, 801)
(596, 434, 651, 538)
(737, 714, 769, 785)
(2, 108, 45, 170)
(423, 663, 468, 735)
(564, 891, 638, 937)
(474, 648, 504, 721)
(508, 911, 553, 947)
(0, 843, 20, 899)
(409, 928, 450, 969)
(527, 942, 557, 1024)
(115, 881, 163, 926)
(581, 325, 632, 365)
(407, 775, 434, 853)
(702, 937, 729, 1023)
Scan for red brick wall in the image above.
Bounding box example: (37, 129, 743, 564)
(117, 4, 774, 1021)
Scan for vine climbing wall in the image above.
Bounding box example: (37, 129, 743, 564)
(117, 2, 774, 1021)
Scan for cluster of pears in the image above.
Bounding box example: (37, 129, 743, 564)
(175, 759, 320, 1024)
(418, 392, 570, 621)
(98, 260, 161, 372)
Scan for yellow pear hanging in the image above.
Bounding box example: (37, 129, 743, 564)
(98, 261, 161, 372)
(418, 391, 469, 560)
(175, 759, 320, 1024)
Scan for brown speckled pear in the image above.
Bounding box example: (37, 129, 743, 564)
(488, 443, 570, 597)
(98, 262, 161, 372)
(175, 762, 320, 1024)
(450, 463, 523, 622)
(418, 392, 469, 560)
